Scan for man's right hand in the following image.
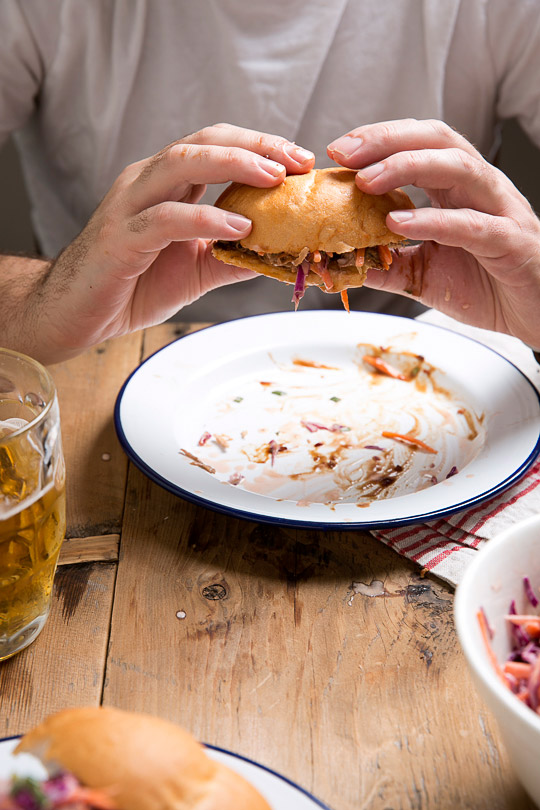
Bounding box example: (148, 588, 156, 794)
(6, 123, 314, 363)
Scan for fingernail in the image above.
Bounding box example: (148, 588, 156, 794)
(285, 143, 314, 164)
(225, 213, 251, 232)
(261, 159, 285, 177)
(357, 162, 385, 182)
(389, 210, 414, 223)
(328, 136, 363, 159)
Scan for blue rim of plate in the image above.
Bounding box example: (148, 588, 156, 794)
(205, 743, 333, 809)
(0, 736, 333, 810)
(114, 312, 540, 530)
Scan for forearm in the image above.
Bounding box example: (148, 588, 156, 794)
(0, 253, 55, 364)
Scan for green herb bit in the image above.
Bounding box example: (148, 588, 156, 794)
(330, 396, 341, 402)
(233, 396, 243, 403)
(272, 390, 287, 396)
(10, 777, 48, 810)
(410, 366, 420, 378)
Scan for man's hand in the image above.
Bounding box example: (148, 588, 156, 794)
(7, 124, 314, 363)
(328, 118, 540, 349)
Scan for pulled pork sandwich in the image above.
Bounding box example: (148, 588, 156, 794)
(212, 167, 414, 310)
(2, 707, 270, 810)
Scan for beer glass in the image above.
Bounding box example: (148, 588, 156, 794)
(0, 348, 66, 660)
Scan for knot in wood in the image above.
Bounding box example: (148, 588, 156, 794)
(202, 583, 227, 600)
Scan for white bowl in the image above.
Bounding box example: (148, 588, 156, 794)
(455, 514, 540, 807)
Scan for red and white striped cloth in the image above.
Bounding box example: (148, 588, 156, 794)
(371, 311, 540, 588)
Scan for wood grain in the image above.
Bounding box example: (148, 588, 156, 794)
(103, 466, 533, 810)
(0, 562, 116, 736)
(58, 535, 119, 566)
(49, 333, 143, 538)
(3, 323, 535, 810)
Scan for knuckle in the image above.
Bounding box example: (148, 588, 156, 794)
(220, 146, 243, 167)
(192, 126, 215, 144)
(427, 119, 463, 145)
(190, 204, 211, 229)
(453, 148, 481, 176)
(401, 149, 422, 173)
(116, 163, 136, 185)
(464, 209, 488, 237)
(426, 118, 450, 137)
(153, 201, 177, 227)
(114, 162, 142, 192)
(378, 121, 398, 142)
(189, 123, 229, 143)
(271, 135, 291, 151)
(168, 142, 200, 163)
(137, 156, 161, 185)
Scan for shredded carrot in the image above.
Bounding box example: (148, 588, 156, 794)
(355, 248, 365, 268)
(310, 261, 334, 291)
(477, 609, 510, 688)
(525, 621, 540, 638)
(504, 614, 540, 626)
(378, 244, 393, 270)
(59, 788, 118, 810)
(504, 661, 532, 679)
(313, 250, 322, 263)
(340, 290, 350, 312)
(381, 430, 437, 454)
(363, 354, 409, 381)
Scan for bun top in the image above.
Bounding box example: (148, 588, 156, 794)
(215, 167, 414, 254)
(15, 707, 270, 810)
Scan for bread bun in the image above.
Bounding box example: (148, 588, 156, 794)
(211, 167, 413, 293)
(214, 167, 412, 254)
(15, 707, 270, 810)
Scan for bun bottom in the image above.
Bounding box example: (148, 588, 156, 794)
(212, 246, 369, 293)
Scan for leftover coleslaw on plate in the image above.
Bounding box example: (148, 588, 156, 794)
(115, 311, 540, 529)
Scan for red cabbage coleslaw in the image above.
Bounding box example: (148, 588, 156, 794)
(0, 774, 117, 810)
(478, 577, 540, 712)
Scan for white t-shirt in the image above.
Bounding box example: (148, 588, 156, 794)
(1, 0, 540, 319)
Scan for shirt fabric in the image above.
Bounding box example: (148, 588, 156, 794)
(1, 0, 540, 321)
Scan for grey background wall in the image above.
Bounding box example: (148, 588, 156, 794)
(0, 119, 539, 256)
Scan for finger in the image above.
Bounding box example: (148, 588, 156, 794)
(385, 206, 520, 260)
(354, 148, 519, 216)
(185, 183, 207, 205)
(126, 143, 290, 214)
(180, 123, 315, 172)
(363, 244, 426, 298)
(327, 118, 480, 168)
(125, 201, 252, 253)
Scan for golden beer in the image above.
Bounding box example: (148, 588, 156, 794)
(0, 350, 66, 660)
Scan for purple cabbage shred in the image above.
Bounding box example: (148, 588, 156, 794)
(524, 576, 539, 608)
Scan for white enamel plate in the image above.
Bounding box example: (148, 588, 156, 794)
(0, 737, 332, 810)
(115, 312, 540, 529)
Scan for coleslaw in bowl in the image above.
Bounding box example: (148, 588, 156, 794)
(455, 514, 540, 807)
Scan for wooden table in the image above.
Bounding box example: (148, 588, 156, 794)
(0, 322, 535, 810)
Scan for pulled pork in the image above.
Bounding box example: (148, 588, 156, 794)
(214, 241, 401, 310)
(214, 243, 395, 273)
